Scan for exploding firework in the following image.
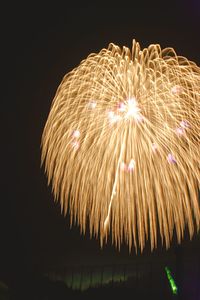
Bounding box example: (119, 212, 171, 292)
(41, 39, 200, 252)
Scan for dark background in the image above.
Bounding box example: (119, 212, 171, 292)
(1, 1, 200, 299)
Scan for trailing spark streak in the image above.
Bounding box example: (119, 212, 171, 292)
(41, 39, 200, 252)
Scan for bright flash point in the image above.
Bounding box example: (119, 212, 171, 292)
(108, 111, 121, 123)
(71, 141, 80, 150)
(89, 101, 97, 109)
(72, 130, 80, 138)
(126, 98, 143, 121)
(167, 153, 177, 164)
(180, 120, 189, 128)
(175, 127, 185, 136)
(128, 159, 135, 171)
(171, 85, 183, 95)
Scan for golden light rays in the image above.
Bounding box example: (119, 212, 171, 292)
(41, 40, 200, 252)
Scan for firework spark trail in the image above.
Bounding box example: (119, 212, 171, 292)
(165, 267, 178, 295)
(103, 134, 126, 233)
(41, 39, 200, 252)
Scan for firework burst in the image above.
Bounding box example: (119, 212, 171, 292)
(41, 40, 200, 252)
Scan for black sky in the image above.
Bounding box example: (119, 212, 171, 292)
(1, 1, 200, 297)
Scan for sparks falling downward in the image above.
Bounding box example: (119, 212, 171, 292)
(41, 39, 200, 252)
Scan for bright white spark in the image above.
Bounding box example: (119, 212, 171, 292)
(108, 111, 121, 123)
(126, 98, 143, 122)
(72, 130, 80, 138)
(128, 159, 135, 171)
(88, 101, 97, 109)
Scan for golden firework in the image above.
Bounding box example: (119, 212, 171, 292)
(41, 40, 200, 252)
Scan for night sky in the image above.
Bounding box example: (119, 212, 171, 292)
(2, 1, 200, 299)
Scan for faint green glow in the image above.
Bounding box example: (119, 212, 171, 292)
(65, 271, 127, 291)
(47, 268, 128, 291)
(165, 267, 178, 295)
